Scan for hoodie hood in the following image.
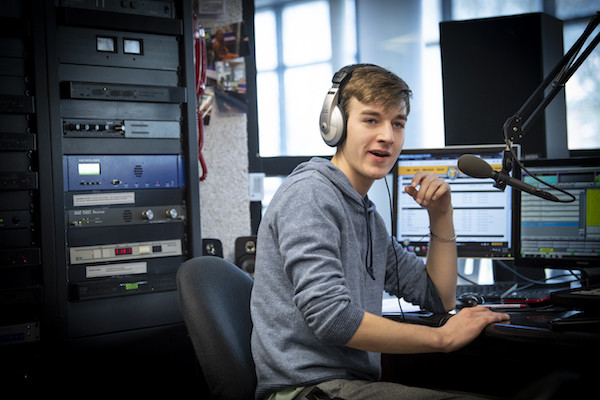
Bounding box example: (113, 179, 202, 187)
(290, 157, 366, 204)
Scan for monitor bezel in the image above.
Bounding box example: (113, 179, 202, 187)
(513, 156, 600, 271)
(393, 144, 520, 259)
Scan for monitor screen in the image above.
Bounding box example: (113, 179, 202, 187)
(394, 145, 517, 259)
(515, 157, 600, 271)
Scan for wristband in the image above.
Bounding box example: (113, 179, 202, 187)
(429, 228, 457, 242)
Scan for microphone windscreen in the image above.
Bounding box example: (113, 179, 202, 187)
(458, 154, 495, 178)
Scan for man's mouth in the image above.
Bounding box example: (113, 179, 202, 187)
(369, 150, 390, 158)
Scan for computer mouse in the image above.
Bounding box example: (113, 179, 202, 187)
(456, 293, 484, 308)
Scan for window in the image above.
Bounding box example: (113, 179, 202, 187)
(254, 0, 357, 157)
(251, 0, 600, 227)
(451, 0, 542, 20)
(562, 19, 600, 151)
(421, 0, 445, 148)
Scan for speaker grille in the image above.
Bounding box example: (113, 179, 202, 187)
(122, 209, 133, 223)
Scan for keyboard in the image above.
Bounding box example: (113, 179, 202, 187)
(456, 282, 556, 304)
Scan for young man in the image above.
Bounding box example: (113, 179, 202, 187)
(250, 64, 509, 400)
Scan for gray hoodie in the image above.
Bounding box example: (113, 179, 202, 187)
(250, 157, 445, 399)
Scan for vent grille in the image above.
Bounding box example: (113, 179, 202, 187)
(133, 165, 143, 177)
(122, 209, 133, 223)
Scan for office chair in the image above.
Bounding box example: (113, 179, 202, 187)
(177, 256, 256, 399)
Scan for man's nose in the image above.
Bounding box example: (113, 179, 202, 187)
(378, 122, 394, 143)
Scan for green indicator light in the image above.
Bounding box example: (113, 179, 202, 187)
(125, 283, 139, 291)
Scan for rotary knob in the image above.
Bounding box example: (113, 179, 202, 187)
(141, 209, 154, 220)
(165, 208, 178, 219)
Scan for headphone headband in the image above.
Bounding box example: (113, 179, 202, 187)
(332, 63, 379, 86)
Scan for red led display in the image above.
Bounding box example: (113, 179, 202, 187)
(115, 247, 133, 256)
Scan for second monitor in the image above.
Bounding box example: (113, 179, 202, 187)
(394, 145, 517, 259)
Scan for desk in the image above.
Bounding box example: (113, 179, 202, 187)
(382, 307, 600, 398)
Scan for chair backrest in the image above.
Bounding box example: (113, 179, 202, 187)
(177, 256, 256, 399)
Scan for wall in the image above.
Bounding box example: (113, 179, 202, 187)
(195, 0, 252, 261)
(200, 112, 251, 261)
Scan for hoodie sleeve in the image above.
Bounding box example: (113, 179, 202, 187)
(384, 236, 447, 314)
(275, 174, 365, 345)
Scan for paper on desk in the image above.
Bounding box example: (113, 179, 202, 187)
(382, 297, 423, 314)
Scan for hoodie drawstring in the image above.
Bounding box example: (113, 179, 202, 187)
(363, 200, 375, 280)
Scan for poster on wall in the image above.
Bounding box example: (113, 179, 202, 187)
(205, 22, 249, 115)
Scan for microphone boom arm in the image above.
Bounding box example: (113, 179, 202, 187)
(497, 12, 598, 202)
(503, 11, 600, 144)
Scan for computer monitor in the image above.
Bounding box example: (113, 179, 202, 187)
(394, 145, 517, 259)
(514, 157, 600, 278)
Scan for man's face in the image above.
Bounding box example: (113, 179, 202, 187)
(334, 97, 407, 195)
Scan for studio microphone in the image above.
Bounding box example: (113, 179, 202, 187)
(458, 154, 559, 202)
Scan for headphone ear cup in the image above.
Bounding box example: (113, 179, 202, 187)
(323, 105, 346, 146)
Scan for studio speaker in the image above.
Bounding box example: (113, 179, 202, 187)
(235, 236, 256, 276)
(440, 13, 568, 159)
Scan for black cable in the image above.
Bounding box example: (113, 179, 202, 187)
(384, 176, 404, 320)
(457, 272, 480, 285)
(508, 143, 575, 203)
(495, 260, 583, 286)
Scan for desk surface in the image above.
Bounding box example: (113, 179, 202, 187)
(382, 307, 600, 398)
(385, 306, 600, 346)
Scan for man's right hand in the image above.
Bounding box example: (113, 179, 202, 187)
(438, 306, 510, 353)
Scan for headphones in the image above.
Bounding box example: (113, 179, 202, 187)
(319, 63, 380, 147)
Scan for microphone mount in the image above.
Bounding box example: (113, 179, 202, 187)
(495, 143, 514, 190)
